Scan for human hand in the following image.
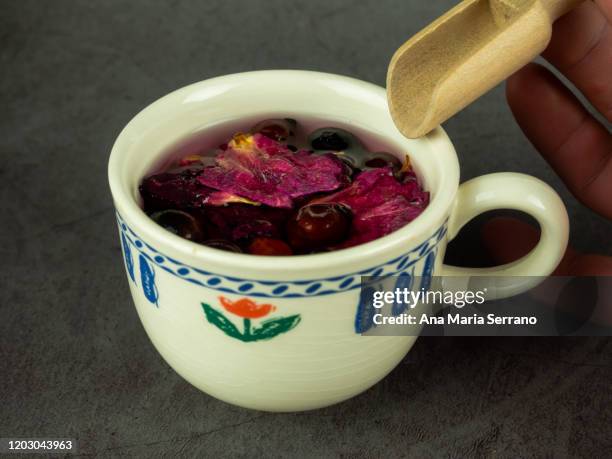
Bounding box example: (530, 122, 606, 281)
(483, 0, 612, 276)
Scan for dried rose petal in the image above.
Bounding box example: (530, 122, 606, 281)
(312, 168, 429, 247)
(197, 133, 347, 208)
(140, 168, 213, 212)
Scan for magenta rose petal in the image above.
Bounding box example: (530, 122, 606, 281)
(197, 133, 347, 208)
(140, 168, 213, 212)
(312, 168, 429, 247)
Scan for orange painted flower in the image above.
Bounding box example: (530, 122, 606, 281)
(219, 296, 276, 319)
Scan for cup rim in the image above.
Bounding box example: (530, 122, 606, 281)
(108, 70, 459, 276)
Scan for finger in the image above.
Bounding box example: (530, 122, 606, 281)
(594, 0, 612, 23)
(506, 63, 612, 220)
(542, 1, 612, 121)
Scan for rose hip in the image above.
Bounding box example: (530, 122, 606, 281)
(150, 209, 204, 242)
(248, 238, 293, 256)
(287, 203, 351, 251)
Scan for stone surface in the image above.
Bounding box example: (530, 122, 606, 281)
(1, 0, 610, 457)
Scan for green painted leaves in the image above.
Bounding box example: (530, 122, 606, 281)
(202, 302, 300, 342)
(249, 315, 301, 341)
(202, 303, 243, 340)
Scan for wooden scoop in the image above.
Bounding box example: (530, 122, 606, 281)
(387, 0, 583, 138)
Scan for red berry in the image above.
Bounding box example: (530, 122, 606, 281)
(287, 203, 351, 251)
(364, 152, 401, 171)
(248, 238, 293, 256)
(150, 210, 205, 242)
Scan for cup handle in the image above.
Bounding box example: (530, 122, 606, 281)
(440, 172, 569, 300)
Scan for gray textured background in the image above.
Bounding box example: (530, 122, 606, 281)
(1, 0, 611, 457)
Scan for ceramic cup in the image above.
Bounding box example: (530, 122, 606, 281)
(108, 71, 569, 412)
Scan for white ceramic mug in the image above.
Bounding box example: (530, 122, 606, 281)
(108, 71, 569, 412)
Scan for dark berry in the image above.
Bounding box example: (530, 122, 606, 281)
(203, 239, 243, 253)
(150, 210, 204, 242)
(232, 219, 277, 242)
(335, 151, 364, 170)
(287, 203, 351, 251)
(364, 152, 402, 171)
(309, 128, 357, 151)
(251, 119, 295, 142)
(314, 133, 346, 151)
(204, 204, 290, 242)
(248, 238, 293, 256)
